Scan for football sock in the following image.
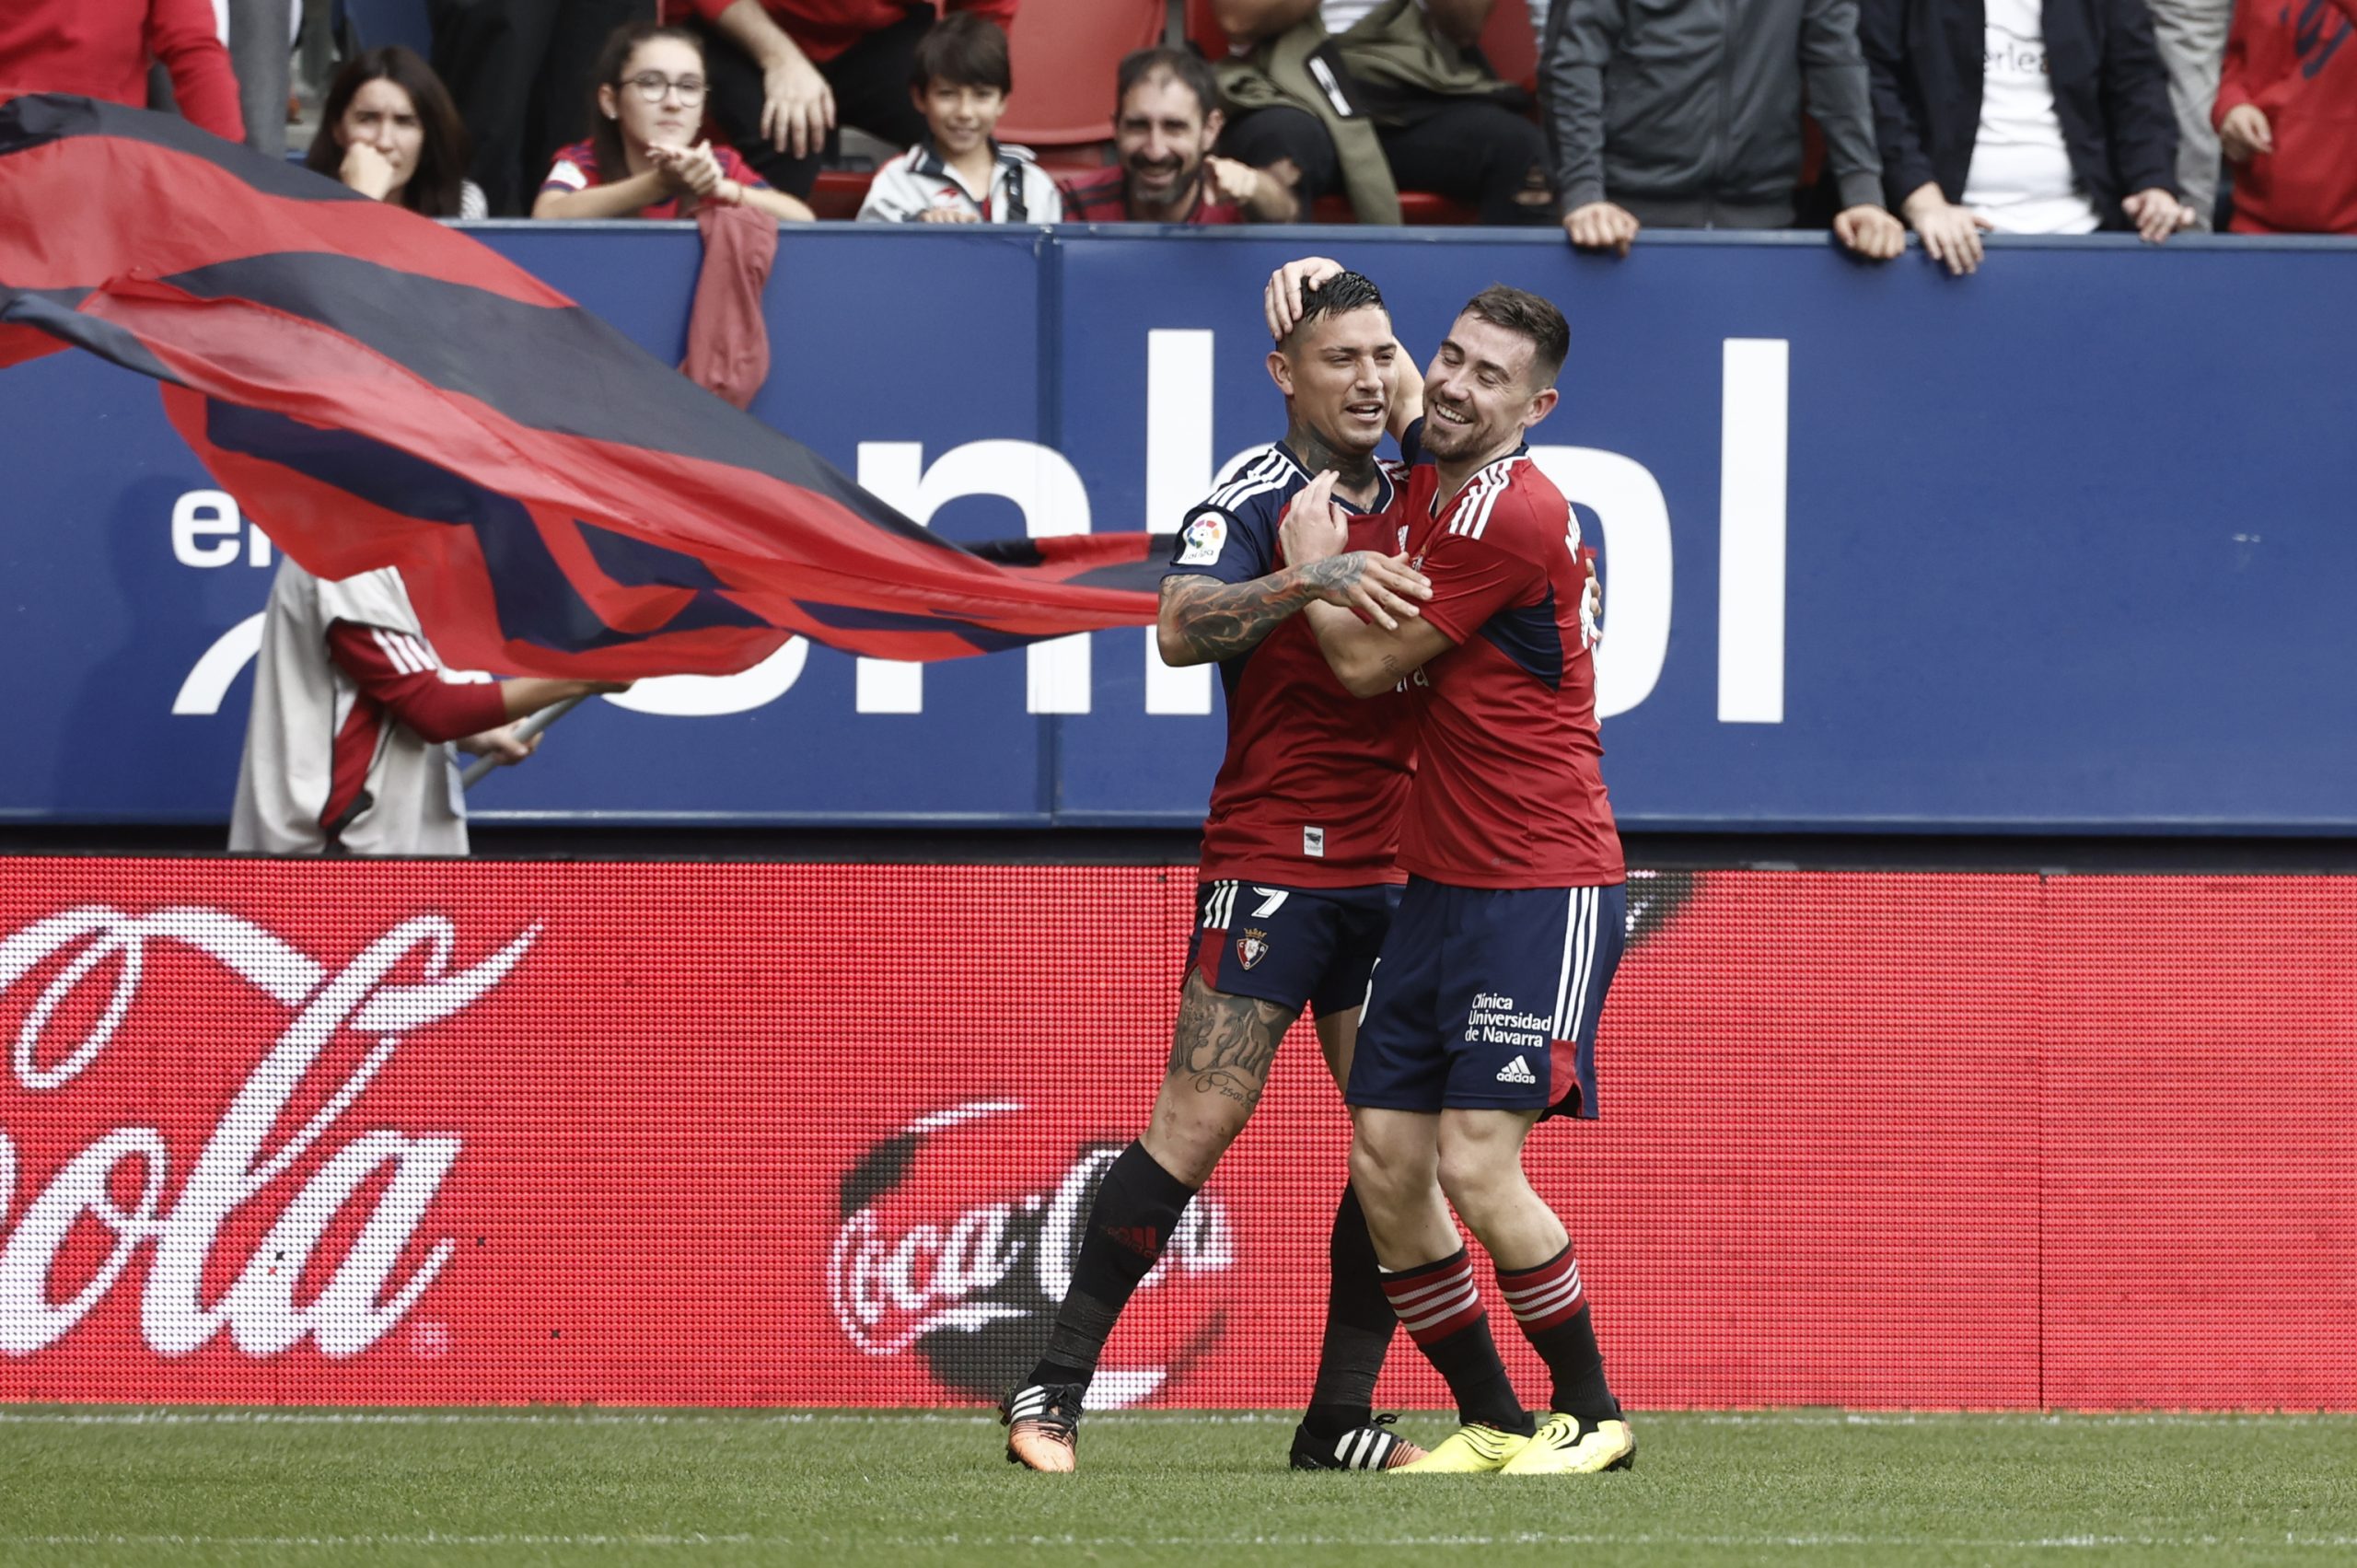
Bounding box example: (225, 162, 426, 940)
(1499, 1242, 1618, 1423)
(1378, 1248, 1531, 1435)
(1028, 1141, 1196, 1389)
(1301, 1183, 1395, 1440)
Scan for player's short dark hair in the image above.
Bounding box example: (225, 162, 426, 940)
(1283, 271, 1388, 351)
(1115, 47, 1220, 122)
(911, 13, 1012, 95)
(1460, 284, 1570, 389)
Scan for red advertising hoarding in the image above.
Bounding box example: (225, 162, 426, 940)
(0, 860, 2349, 1410)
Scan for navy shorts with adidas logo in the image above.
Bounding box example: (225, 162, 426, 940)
(1190, 878, 1404, 1018)
(1348, 877, 1627, 1120)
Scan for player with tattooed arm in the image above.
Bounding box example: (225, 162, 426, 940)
(1001, 271, 1436, 1474)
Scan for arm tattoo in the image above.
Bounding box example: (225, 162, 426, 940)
(1161, 572, 1316, 664)
(1163, 556, 1373, 665)
(1165, 977, 1294, 1111)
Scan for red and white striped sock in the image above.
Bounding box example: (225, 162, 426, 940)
(1499, 1243, 1617, 1423)
(1498, 1242, 1585, 1330)
(1378, 1248, 1525, 1431)
(1379, 1249, 1485, 1347)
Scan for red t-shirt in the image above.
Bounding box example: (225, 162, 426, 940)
(540, 140, 770, 218)
(1390, 421, 1622, 889)
(2213, 0, 2357, 236)
(1164, 443, 1413, 887)
(0, 0, 244, 142)
(1057, 166, 1245, 226)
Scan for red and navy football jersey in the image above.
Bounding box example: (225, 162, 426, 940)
(1163, 442, 1413, 888)
(1391, 420, 1622, 889)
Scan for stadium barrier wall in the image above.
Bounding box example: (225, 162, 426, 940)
(3, 856, 2350, 1411)
(5, 227, 2356, 834)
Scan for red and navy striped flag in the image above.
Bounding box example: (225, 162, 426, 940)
(0, 91, 1160, 679)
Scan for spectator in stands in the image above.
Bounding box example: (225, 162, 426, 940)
(2213, 0, 2357, 235)
(1862, 0, 2192, 275)
(306, 48, 489, 220)
(430, 0, 644, 217)
(2148, 0, 2236, 230)
(858, 13, 1062, 222)
(230, 559, 625, 856)
(1209, 1, 1552, 226)
(672, 0, 1016, 203)
(0, 0, 245, 143)
(534, 23, 813, 221)
(1061, 48, 1299, 224)
(230, 558, 632, 858)
(1541, 0, 1905, 258)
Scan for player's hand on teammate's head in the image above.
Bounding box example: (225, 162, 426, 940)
(1264, 257, 1346, 342)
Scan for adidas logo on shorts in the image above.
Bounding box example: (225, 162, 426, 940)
(1495, 1054, 1538, 1085)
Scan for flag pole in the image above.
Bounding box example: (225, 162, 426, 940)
(460, 694, 587, 790)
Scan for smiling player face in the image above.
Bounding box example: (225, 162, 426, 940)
(1272, 307, 1395, 459)
(1419, 311, 1548, 465)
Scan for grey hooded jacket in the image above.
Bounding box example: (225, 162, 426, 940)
(1542, 0, 1888, 226)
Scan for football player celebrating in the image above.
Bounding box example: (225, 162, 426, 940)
(1001, 272, 1434, 1473)
(1280, 273, 1635, 1477)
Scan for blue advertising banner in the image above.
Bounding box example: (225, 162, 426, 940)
(3, 225, 2351, 832)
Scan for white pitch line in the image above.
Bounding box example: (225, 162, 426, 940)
(1689, 1411, 2349, 1429)
(0, 1409, 1339, 1429)
(12, 1534, 2357, 1553)
(2, 1408, 2343, 1429)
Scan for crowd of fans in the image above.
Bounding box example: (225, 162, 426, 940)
(4, 0, 2351, 245)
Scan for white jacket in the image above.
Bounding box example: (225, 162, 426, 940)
(858, 140, 1063, 224)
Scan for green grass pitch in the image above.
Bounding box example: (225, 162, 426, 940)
(4, 1407, 2353, 1566)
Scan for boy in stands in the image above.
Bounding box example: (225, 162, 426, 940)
(858, 14, 1061, 223)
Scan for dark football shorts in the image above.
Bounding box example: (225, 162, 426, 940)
(1348, 878, 1627, 1120)
(1190, 878, 1404, 1018)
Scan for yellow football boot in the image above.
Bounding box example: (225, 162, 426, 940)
(1497, 1412, 1636, 1475)
(1389, 1422, 1531, 1473)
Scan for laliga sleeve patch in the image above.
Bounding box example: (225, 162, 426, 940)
(1176, 513, 1227, 567)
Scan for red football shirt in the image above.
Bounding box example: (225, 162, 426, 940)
(1163, 443, 1413, 887)
(1391, 423, 1622, 889)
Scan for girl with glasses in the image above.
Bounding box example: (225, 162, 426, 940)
(534, 23, 812, 222)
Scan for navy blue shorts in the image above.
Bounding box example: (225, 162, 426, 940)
(1190, 879, 1403, 1018)
(1348, 878, 1626, 1119)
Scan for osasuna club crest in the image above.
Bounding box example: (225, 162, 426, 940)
(1236, 928, 1270, 970)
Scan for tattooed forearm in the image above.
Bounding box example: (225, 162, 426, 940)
(1159, 573, 1317, 665)
(1165, 977, 1292, 1110)
(1160, 558, 1382, 666)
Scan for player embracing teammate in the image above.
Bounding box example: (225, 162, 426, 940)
(1279, 261, 1632, 1474)
(1001, 259, 1631, 1478)
(1001, 267, 1436, 1474)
